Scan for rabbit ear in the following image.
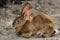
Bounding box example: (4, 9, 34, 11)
(25, 9, 32, 16)
(21, 2, 32, 17)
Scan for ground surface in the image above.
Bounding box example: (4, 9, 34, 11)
(0, 0, 60, 40)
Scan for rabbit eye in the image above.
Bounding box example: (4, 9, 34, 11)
(17, 20, 19, 23)
(16, 20, 19, 24)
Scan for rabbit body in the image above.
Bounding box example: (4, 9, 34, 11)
(14, 13, 55, 38)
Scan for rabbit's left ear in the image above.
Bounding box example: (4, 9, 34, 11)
(21, 2, 32, 17)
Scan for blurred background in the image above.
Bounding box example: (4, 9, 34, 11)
(0, 0, 60, 40)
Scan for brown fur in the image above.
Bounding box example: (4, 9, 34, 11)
(12, 2, 55, 38)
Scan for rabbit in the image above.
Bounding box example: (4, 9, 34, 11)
(12, 2, 57, 38)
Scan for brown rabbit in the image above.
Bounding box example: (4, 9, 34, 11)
(12, 2, 56, 38)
